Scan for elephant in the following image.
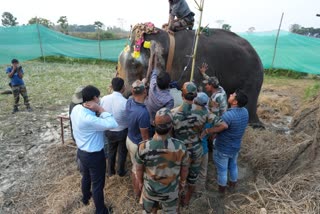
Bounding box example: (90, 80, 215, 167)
(117, 24, 264, 126)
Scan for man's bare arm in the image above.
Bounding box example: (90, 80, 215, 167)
(140, 128, 149, 141)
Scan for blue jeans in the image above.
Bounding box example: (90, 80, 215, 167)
(213, 149, 239, 186)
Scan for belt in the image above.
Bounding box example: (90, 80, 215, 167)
(78, 148, 103, 154)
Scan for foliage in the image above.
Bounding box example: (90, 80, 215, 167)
(68, 31, 117, 40)
(304, 82, 320, 100)
(68, 24, 96, 32)
(1, 12, 18, 27)
(222, 24, 231, 31)
(289, 24, 320, 38)
(94, 21, 104, 30)
(247, 27, 255, 33)
(264, 69, 308, 79)
(57, 16, 69, 34)
(32, 56, 115, 66)
(28, 17, 54, 28)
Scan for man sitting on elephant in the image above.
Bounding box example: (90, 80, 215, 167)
(163, 0, 195, 32)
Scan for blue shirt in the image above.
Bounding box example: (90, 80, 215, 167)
(215, 107, 249, 155)
(6, 67, 25, 86)
(145, 69, 174, 125)
(70, 105, 118, 152)
(126, 98, 150, 144)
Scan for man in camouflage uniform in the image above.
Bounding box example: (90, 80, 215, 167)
(6, 59, 32, 114)
(136, 108, 189, 213)
(171, 82, 223, 205)
(198, 63, 227, 117)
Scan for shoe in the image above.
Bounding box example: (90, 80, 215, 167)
(81, 192, 92, 206)
(118, 170, 128, 177)
(12, 107, 19, 114)
(228, 181, 237, 193)
(228, 181, 237, 187)
(218, 185, 226, 194)
(26, 107, 33, 112)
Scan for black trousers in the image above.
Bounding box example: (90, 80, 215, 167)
(78, 149, 107, 214)
(105, 129, 128, 176)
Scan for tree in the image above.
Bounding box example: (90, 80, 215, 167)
(1, 12, 18, 27)
(289, 24, 301, 33)
(247, 27, 255, 33)
(215, 20, 224, 28)
(28, 17, 54, 28)
(57, 16, 69, 34)
(222, 24, 231, 31)
(289, 24, 320, 38)
(94, 21, 104, 30)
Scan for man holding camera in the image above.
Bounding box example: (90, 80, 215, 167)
(6, 59, 32, 113)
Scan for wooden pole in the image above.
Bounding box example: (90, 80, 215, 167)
(190, 0, 205, 82)
(36, 18, 45, 63)
(271, 12, 284, 69)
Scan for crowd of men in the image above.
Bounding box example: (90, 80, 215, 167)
(70, 56, 249, 213)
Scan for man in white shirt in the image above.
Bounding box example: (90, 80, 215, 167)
(100, 77, 128, 177)
(71, 85, 118, 214)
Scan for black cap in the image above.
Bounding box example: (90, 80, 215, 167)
(11, 59, 19, 64)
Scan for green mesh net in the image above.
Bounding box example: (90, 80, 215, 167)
(1, 24, 319, 74)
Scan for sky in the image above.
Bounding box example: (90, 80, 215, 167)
(1, 0, 320, 32)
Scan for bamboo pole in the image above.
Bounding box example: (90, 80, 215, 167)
(271, 12, 284, 69)
(36, 18, 45, 63)
(190, 0, 205, 82)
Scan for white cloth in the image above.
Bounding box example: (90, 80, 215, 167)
(100, 91, 128, 131)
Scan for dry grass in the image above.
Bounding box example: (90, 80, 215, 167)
(226, 171, 320, 214)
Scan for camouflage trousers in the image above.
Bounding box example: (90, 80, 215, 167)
(197, 153, 208, 191)
(186, 142, 203, 185)
(12, 85, 30, 108)
(142, 188, 179, 214)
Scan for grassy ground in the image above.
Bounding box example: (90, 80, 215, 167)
(0, 61, 117, 113)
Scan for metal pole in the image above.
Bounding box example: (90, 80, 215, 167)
(36, 18, 45, 63)
(271, 12, 284, 69)
(190, 0, 205, 82)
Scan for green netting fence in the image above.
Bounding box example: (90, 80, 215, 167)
(1, 24, 320, 74)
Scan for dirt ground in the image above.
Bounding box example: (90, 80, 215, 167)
(0, 74, 319, 214)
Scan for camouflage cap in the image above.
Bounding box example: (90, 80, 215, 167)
(154, 107, 173, 127)
(182, 82, 197, 96)
(131, 80, 145, 94)
(203, 76, 219, 87)
(194, 92, 209, 106)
